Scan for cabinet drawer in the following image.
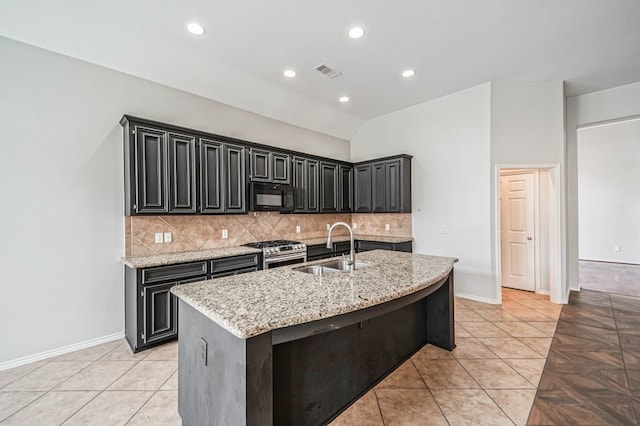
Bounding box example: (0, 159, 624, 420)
(211, 266, 259, 279)
(357, 241, 393, 252)
(210, 254, 259, 274)
(142, 261, 208, 284)
(307, 244, 332, 259)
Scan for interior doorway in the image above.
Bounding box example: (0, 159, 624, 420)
(496, 166, 562, 302)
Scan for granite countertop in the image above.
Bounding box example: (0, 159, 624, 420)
(122, 246, 262, 269)
(301, 234, 414, 246)
(171, 250, 455, 339)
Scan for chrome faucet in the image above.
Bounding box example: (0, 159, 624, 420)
(327, 222, 355, 266)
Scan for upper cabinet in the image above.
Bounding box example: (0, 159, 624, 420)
(199, 139, 246, 214)
(292, 157, 319, 213)
(320, 162, 338, 212)
(354, 156, 412, 213)
(249, 148, 290, 184)
(338, 165, 353, 213)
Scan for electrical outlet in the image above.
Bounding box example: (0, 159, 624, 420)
(385, 223, 390, 231)
(222, 229, 229, 239)
(327, 224, 330, 230)
(442, 225, 448, 234)
(353, 223, 357, 229)
(164, 232, 172, 243)
(614, 245, 622, 252)
(154, 233, 163, 244)
(296, 225, 301, 233)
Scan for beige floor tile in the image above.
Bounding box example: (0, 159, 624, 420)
(532, 309, 561, 320)
(451, 337, 498, 359)
(51, 340, 123, 362)
(458, 359, 534, 389)
(481, 338, 545, 359)
(127, 390, 181, 425)
(100, 342, 149, 361)
(0, 391, 44, 422)
(412, 344, 455, 360)
(431, 388, 514, 425)
(161, 370, 178, 391)
(56, 360, 137, 390)
(62, 390, 152, 425)
(144, 341, 179, 361)
(503, 309, 554, 322)
(3, 362, 91, 391)
(500, 299, 527, 310)
(455, 323, 473, 338)
(474, 309, 519, 322)
(108, 361, 177, 391)
(517, 337, 553, 357)
(502, 290, 537, 300)
(503, 359, 547, 386)
(330, 391, 383, 426)
(376, 361, 425, 389)
(457, 321, 511, 338)
(0, 361, 46, 389)
(457, 299, 500, 310)
(525, 321, 558, 335)
(376, 388, 447, 425)
(455, 309, 485, 321)
(493, 321, 550, 337)
(2, 391, 97, 425)
(412, 358, 479, 389)
(486, 389, 536, 426)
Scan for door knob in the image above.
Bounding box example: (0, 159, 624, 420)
(527, 236, 533, 240)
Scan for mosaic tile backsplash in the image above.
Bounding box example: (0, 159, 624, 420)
(124, 212, 412, 257)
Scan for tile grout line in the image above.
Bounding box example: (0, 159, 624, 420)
(409, 358, 452, 425)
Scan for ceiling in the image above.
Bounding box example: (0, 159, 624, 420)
(1, 0, 639, 139)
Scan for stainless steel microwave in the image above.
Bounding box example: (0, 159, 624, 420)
(249, 182, 294, 212)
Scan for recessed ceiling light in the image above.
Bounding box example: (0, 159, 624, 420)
(187, 22, 205, 35)
(283, 69, 297, 78)
(402, 69, 416, 78)
(339, 96, 350, 103)
(348, 27, 365, 39)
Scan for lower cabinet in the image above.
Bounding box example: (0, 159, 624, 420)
(125, 254, 259, 352)
(306, 239, 412, 261)
(357, 240, 413, 253)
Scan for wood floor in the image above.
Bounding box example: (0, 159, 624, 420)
(528, 289, 640, 425)
(580, 260, 640, 297)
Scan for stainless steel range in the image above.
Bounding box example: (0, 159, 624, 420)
(244, 240, 307, 270)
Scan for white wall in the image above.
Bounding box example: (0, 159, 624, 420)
(567, 81, 640, 290)
(351, 83, 494, 300)
(577, 119, 640, 264)
(0, 37, 349, 365)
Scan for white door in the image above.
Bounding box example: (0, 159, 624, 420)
(500, 172, 535, 291)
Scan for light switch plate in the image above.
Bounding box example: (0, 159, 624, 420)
(296, 225, 301, 233)
(163, 232, 172, 243)
(326, 224, 330, 230)
(385, 223, 390, 231)
(222, 229, 228, 239)
(154, 233, 163, 244)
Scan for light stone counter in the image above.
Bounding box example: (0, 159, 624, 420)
(301, 234, 413, 246)
(171, 250, 455, 339)
(122, 246, 262, 269)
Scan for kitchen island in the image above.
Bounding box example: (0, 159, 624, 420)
(171, 250, 456, 426)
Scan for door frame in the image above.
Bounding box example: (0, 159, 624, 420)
(494, 164, 564, 304)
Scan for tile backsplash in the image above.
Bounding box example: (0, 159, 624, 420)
(125, 212, 412, 257)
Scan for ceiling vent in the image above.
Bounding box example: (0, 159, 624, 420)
(313, 63, 342, 79)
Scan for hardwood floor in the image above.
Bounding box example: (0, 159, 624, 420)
(580, 260, 640, 297)
(528, 289, 640, 425)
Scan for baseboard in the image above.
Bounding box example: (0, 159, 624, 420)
(536, 289, 550, 296)
(455, 292, 500, 305)
(0, 331, 125, 372)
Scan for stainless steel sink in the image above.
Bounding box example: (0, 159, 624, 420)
(293, 265, 339, 276)
(317, 260, 373, 271)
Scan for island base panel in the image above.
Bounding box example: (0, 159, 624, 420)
(426, 270, 456, 351)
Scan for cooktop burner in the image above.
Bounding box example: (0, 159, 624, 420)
(244, 240, 302, 249)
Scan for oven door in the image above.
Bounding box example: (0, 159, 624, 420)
(264, 252, 307, 269)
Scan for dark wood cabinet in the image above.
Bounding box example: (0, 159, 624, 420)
(320, 162, 338, 212)
(357, 240, 413, 253)
(307, 238, 412, 261)
(224, 144, 246, 213)
(354, 156, 412, 213)
(338, 165, 353, 212)
(199, 139, 223, 213)
(250, 149, 290, 184)
(292, 157, 320, 213)
(125, 254, 259, 352)
(133, 126, 168, 214)
(168, 133, 197, 213)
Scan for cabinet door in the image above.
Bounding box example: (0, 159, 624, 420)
(292, 157, 307, 212)
(224, 144, 246, 213)
(134, 126, 167, 213)
(167, 133, 197, 213)
(272, 153, 291, 184)
(372, 162, 387, 212)
(307, 159, 319, 212)
(199, 139, 223, 213)
(250, 148, 271, 182)
(320, 162, 338, 212)
(354, 164, 372, 212)
(385, 159, 402, 212)
(143, 282, 178, 344)
(338, 165, 353, 212)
